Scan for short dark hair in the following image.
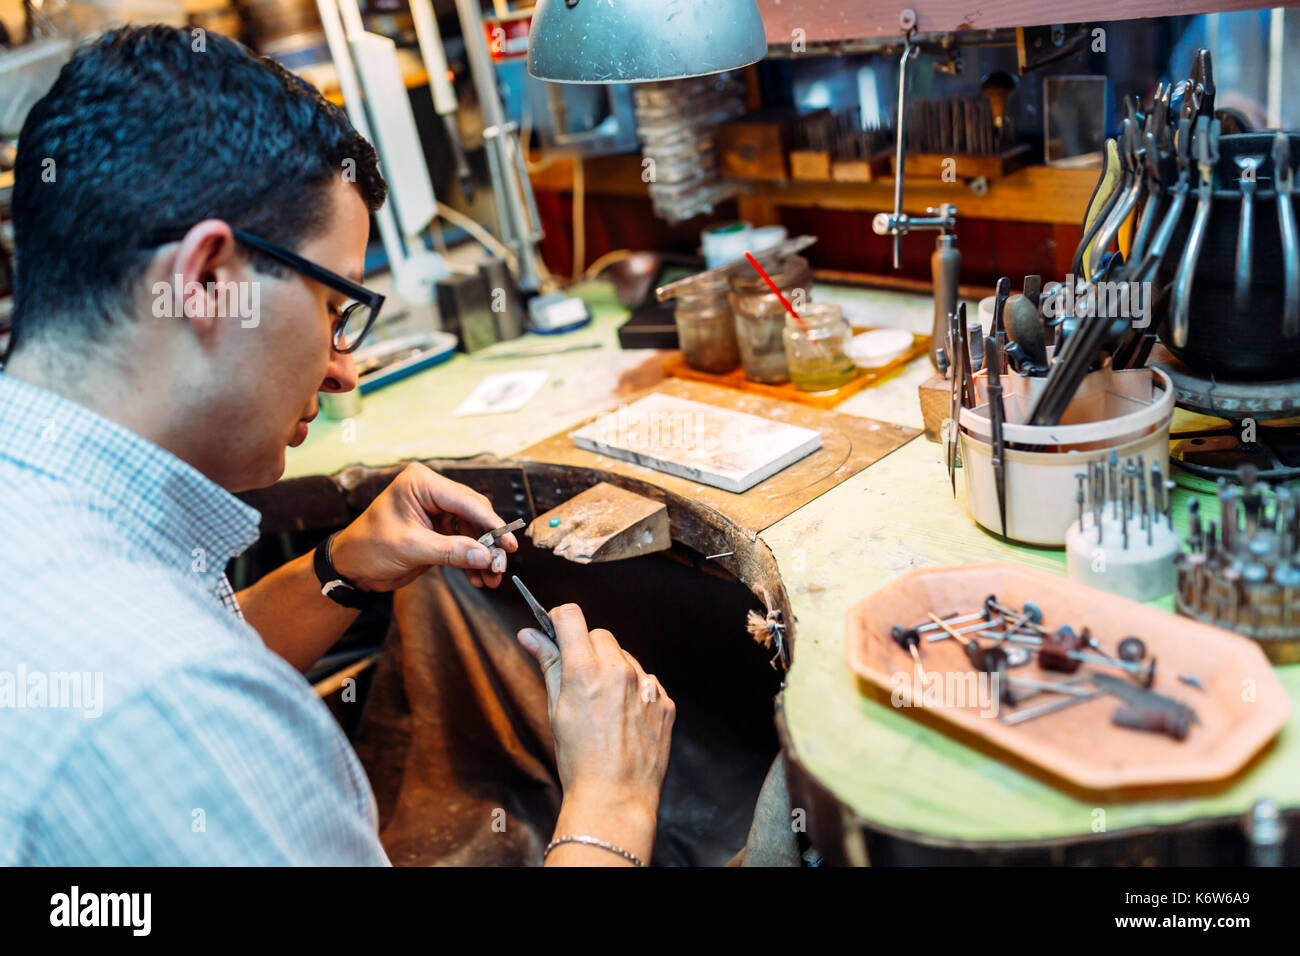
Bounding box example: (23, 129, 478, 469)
(10, 24, 387, 352)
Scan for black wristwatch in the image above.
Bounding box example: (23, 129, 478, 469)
(313, 532, 381, 610)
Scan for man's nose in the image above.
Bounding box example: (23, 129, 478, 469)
(320, 350, 358, 393)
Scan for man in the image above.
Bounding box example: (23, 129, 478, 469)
(0, 25, 673, 866)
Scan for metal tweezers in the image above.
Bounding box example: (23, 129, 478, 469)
(986, 334, 1008, 543)
(512, 575, 557, 643)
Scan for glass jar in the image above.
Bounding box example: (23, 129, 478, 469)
(727, 255, 812, 384)
(673, 276, 741, 374)
(783, 303, 858, 392)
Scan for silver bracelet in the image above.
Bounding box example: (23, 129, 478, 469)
(544, 835, 645, 867)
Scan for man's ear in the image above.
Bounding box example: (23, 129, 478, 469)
(160, 220, 241, 338)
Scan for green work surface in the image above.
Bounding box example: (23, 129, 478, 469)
(286, 275, 1295, 845)
(284, 281, 661, 477)
(764, 436, 1299, 844)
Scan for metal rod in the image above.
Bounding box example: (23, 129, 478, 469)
(890, 36, 917, 269)
(916, 610, 987, 634)
(454, 0, 543, 291)
(1006, 677, 1096, 698)
(315, 0, 410, 290)
(1000, 691, 1101, 725)
(924, 620, 1001, 643)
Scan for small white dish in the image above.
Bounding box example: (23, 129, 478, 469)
(846, 328, 914, 368)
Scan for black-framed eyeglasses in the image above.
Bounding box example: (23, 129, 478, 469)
(145, 227, 385, 354)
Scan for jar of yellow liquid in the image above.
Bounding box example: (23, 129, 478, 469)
(728, 254, 811, 384)
(782, 303, 858, 391)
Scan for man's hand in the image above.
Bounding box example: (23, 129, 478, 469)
(518, 603, 675, 865)
(331, 462, 519, 592)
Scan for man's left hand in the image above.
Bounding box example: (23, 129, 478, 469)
(329, 462, 519, 592)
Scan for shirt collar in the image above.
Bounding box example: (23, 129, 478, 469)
(0, 371, 262, 576)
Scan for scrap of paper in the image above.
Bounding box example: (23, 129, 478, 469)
(454, 369, 550, 416)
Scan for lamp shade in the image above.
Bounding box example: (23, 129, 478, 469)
(527, 0, 767, 84)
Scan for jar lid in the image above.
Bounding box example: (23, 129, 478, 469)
(728, 254, 810, 292)
(675, 274, 731, 299)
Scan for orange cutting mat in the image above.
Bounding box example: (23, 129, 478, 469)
(516, 378, 919, 534)
(663, 330, 929, 410)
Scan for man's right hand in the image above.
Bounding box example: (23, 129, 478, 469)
(517, 603, 675, 866)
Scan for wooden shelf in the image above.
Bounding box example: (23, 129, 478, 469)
(528, 153, 1098, 226)
(527, 153, 652, 198)
(740, 165, 1097, 225)
(754, 0, 1287, 41)
(899, 144, 1033, 180)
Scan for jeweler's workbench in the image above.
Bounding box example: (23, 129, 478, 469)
(286, 278, 1300, 864)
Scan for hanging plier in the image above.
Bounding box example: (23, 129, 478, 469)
(1171, 48, 1215, 127)
(1087, 108, 1145, 279)
(1171, 116, 1220, 349)
(1273, 132, 1299, 338)
(1128, 87, 1167, 266)
(1132, 115, 1193, 286)
(1188, 48, 1216, 122)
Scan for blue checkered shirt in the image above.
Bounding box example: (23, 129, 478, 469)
(0, 372, 388, 864)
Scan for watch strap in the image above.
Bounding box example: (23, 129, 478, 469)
(312, 532, 380, 610)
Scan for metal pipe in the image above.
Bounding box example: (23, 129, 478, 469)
(889, 37, 917, 269)
(508, 128, 544, 252)
(409, 0, 475, 198)
(315, 0, 408, 281)
(453, 0, 544, 291)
